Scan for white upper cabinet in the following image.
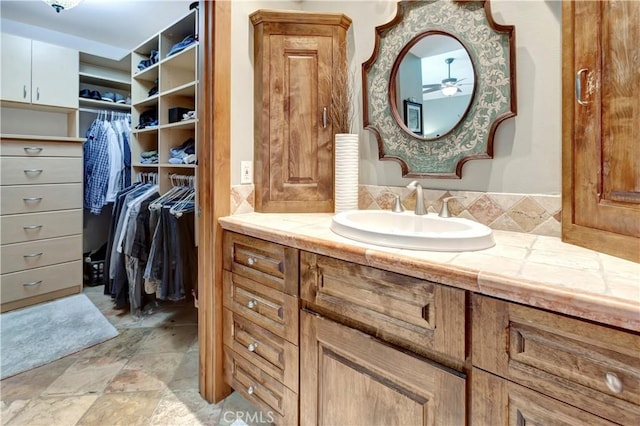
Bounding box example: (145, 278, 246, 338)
(1, 33, 79, 109)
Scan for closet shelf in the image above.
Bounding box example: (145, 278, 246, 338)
(159, 163, 197, 169)
(79, 72, 130, 91)
(132, 94, 159, 109)
(79, 98, 131, 111)
(161, 119, 197, 130)
(162, 82, 196, 98)
(132, 162, 160, 168)
(132, 126, 158, 135)
(160, 43, 198, 69)
(133, 63, 159, 82)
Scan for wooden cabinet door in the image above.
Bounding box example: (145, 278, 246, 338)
(300, 310, 466, 426)
(31, 40, 78, 108)
(471, 368, 617, 426)
(1, 33, 32, 104)
(562, 1, 640, 262)
(261, 33, 334, 212)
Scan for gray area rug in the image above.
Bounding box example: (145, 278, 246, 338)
(0, 293, 118, 379)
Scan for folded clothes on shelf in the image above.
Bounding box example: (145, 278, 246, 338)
(136, 108, 158, 129)
(140, 150, 158, 164)
(137, 49, 159, 71)
(182, 110, 196, 121)
(80, 89, 102, 100)
(169, 138, 196, 164)
(166, 35, 196, 58)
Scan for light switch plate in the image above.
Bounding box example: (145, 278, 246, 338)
(240, 161, 253, 184)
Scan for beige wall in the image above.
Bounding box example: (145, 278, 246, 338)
(230, 0, 562, 195)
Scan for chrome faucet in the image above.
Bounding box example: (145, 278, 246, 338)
(439, 196, 466, 218)
(406, 181, 426, 215)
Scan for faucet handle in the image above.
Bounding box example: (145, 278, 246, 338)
(439, 196, 466, 218)
(392, 194, 405, 213)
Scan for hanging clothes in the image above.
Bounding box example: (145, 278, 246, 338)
(83, 111, 132, 214)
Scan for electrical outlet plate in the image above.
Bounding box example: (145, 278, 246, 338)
(240, 161, 253, 184)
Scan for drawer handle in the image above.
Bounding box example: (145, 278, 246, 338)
(23, 252, 43, 258)
(23, 197, 43, 202)
(23, 280, 43, 287)
(23, 225, 43, 230)
(247, 385, 255, 395)
(604, 372, 623, 394)
(248, 342, 258, 352)
(24, 147, 43, 153)
(247, 257, 256, 266)
(247, 299, 257, 309)
(23, 169, 43, 174)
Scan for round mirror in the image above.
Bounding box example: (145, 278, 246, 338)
(390, 32, 476, 140)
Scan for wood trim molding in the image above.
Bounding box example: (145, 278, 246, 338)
(198, 0, 232, 403)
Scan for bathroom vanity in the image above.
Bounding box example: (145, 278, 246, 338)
(219, 213, 639, 425)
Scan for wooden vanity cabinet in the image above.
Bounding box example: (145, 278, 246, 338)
(222, 232, 300, 425)
(471, 294, 640, 425)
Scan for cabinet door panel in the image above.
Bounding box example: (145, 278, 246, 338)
(1, 33, 32, 104)
(563, 1, 640, 261)
(31, 40, 78, 108)
(301, 252, 466, 365)
(472, 295, 640, 424)
(471, 368, 617, 426)
(300, 311, 465, 426)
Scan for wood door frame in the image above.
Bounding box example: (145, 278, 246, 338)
(198, 0, 232, 403)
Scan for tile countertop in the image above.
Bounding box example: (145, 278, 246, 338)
(219, 212, 640, 333)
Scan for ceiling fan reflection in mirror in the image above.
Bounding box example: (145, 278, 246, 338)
(423, 58, 470, 96)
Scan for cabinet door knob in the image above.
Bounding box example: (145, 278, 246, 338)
(23, 280, 43, 287)
(322, 107, 327, 128)
(23, 85, 27, 99)
(36, 87, 40, 101)
(247, 385, 255, 395)
(247, 299, 257, 309)
(575, 68, 590, 106)
(248, 342, 258, 352)
(604, 372, 623, 394)
(247, 257, 256, 266)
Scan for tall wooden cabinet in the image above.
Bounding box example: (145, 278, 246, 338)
(250, 11, 351, 213)
(562, 1, 640, 262)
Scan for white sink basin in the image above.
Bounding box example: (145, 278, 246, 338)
(330, 210, 495, 251)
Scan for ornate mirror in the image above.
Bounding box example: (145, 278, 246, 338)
(363, 0, 516, 178)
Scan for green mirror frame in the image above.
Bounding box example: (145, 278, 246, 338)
(362, 0, 517, 178)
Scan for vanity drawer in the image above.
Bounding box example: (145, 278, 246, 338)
(1, 209, 82, 244)
(223, 270, 298, 345)
(472, 295, 640, 425)
(0, 260, 82, 304)
(224, 348, 298, 426)
(1, 157, 82, 185)
(1, 235, 82, 274)
(0, 184, 83, 215)
(224, 308, 298, 392)
(300, 252, 466, 364)
(0, 140, 82, 157)
(223, 232, 299, 296)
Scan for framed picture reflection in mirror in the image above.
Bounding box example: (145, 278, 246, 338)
(403, 99, 423, 135)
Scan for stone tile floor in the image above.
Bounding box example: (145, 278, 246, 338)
(1, 286, 271, 426)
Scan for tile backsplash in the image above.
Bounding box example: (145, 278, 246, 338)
(231, 184, 561, 237)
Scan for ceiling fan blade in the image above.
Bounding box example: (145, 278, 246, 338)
(455, 78, 466, 84)
(422, 84, 441, 89)
(422, 86, 442, 94)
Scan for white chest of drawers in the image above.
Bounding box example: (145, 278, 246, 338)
(0, 134, 84, 312)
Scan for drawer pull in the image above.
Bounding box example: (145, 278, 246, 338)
(23, 225, 43, 230)
(247, 257, 257, 266)
(23, 169, 43, 174)
(247, 299, 257, 309)
(604, 372, 623, 394)
(23, 252, 43, 258)
(23, 197, 43, 202)
(24, 147, 43, 153)
(247, 385, 255, 395)
(248, 342, 258, 352)
(23, 280, 43, 287)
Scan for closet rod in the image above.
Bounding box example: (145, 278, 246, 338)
(79, 107, 131, 115)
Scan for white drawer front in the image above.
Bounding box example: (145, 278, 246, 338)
(0, 140, 82, 157)
(1, 235, 82, 274)
(1, 209, 83, 244)
(1, 157, 82, 185)
(0, 184, 82, 215)
(0, 261, 82, 304)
